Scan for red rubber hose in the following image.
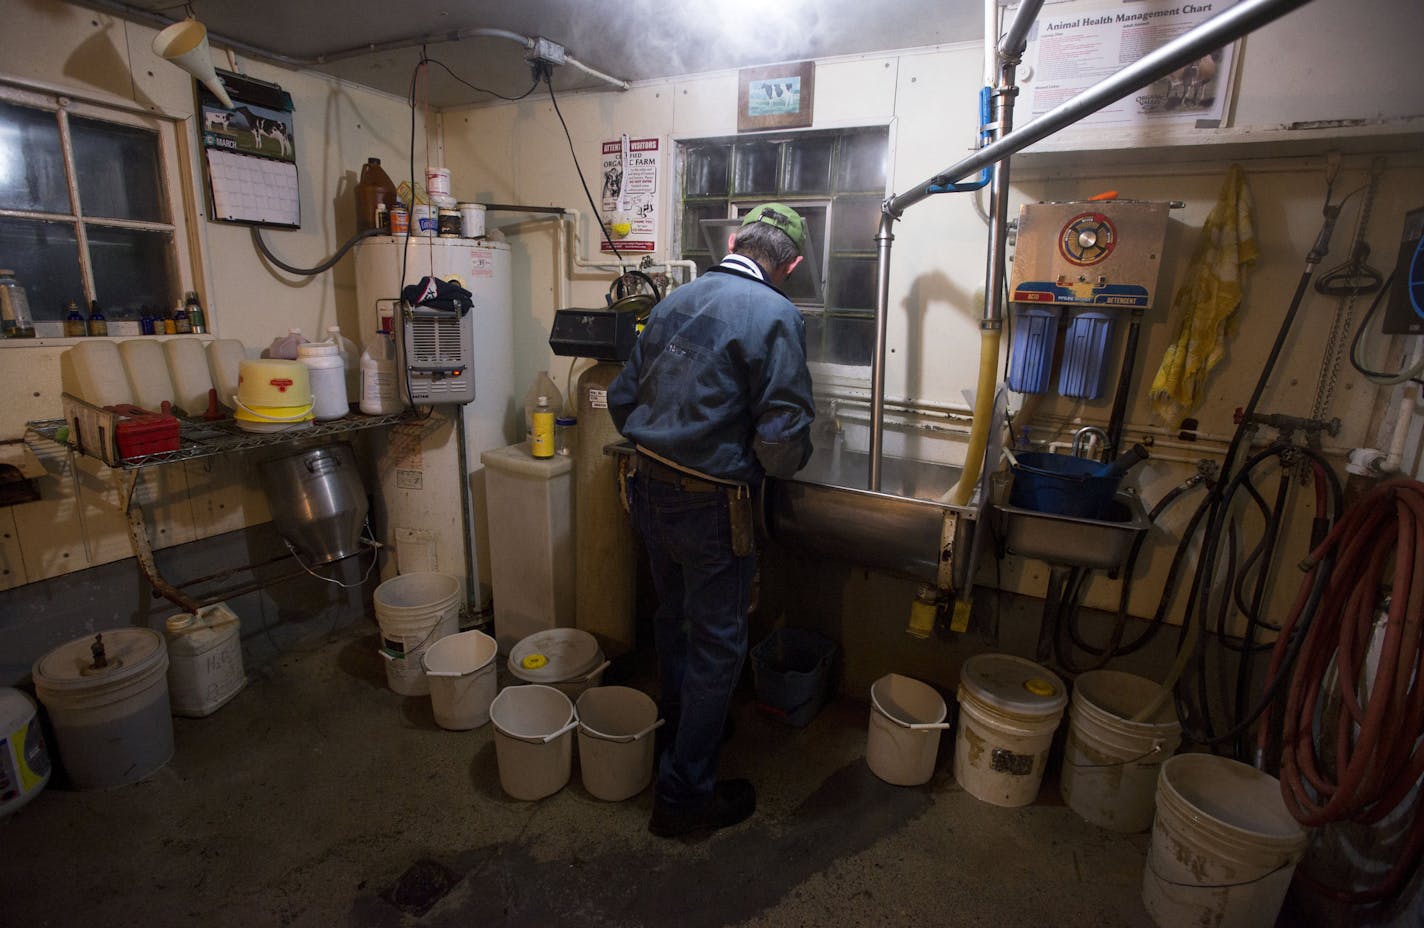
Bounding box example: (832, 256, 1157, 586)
(1260, 480, 1424, 904)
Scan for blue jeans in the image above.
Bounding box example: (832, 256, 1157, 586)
(629, 471, 755, 808)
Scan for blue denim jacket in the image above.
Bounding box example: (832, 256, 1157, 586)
(608, 264, 815, 482)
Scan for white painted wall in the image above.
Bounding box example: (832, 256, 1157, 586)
(437, 0, 1423, 626)
(0, 0, 424, 588)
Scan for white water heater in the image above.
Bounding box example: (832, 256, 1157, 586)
(354, 236, 515, 609)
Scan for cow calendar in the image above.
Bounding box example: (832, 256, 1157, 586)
(198, 71, 300, 228)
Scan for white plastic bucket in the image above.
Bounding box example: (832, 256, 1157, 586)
(576, 687, 663, 801)
(0, 687, 51, 816)
(373, 572, 461, 696)
(866, 674, 952, 786)
(1061, 670, 1181, 833)
(32, 628, 173, 790)
(508, 628, 609, 700)
(952, 653, 1067, 807)
(489, 685, 577, 801)
(1143, 754, 1308, 928)
(421, 630, 498, 730)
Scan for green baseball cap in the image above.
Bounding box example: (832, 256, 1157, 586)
(741, 203, 806, 254)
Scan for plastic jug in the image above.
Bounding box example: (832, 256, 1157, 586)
(523, 370, 563, 438)
(268, 328, 309, 360)
(164, 337, 214, 416)
(0, 270, 36, 338)
(327, 325, 361, 397)
(298, 341, 349, 420)
(355, 157, 399, 233)
(360, 335, 403, 415)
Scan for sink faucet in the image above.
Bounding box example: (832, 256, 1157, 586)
(1072, 426, 1108, 461)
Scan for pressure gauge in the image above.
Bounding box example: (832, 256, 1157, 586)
(1059, 212, 1117, 266)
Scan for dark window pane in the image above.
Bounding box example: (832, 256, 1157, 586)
(801, 311, 825, 364)
(836, 130, 888, 192)
(0, 217, 83, 322)
(70, 117, 164, 222)
(732, 142, 778, 195)
(87, 224, 174, 312)
(684, 145, 729, 196)
(0, 101, 69, 213)
(781, 137, 833, 194)
(829, 257, 877, 311)
(826, 314, 874, 365)
(682, 201, 729, 255)
(831, 196, 882, 253)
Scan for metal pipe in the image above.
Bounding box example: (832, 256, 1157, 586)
(999, 0, 1046, 58)
(869, 212, 896, 490)
(888, 0, 1312, 217)
(72, 0, 631, 92)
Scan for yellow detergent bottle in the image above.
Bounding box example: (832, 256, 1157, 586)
(531, 395, 555, 459)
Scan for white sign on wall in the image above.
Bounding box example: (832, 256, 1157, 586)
(599, 135, 660, 254)
(1019, 0, 1239, 129)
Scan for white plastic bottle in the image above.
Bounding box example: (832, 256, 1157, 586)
(326, 324, 361, 398)
(298, 341, 349, 420)
(360, 334, 403, 415)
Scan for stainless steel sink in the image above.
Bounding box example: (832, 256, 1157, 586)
(995, 490, 1149, 570)
(768, 448, 972, 585)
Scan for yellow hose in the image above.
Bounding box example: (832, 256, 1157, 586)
(943, 327, 1002, 505)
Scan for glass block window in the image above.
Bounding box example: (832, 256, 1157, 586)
(676, 126, 889, 368)
(0, 91, 191, 332)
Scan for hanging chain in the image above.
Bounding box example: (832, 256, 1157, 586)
(1311, 157, 1385, 422)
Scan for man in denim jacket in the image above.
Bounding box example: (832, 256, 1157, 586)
(609, 203, 815, 837)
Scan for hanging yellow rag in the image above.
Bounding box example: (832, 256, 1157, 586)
(1148, 164, 1258, 425)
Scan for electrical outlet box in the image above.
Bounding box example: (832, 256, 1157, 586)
(528, 37, 567, 67)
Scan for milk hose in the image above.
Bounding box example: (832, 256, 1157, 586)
(250, 227, 382, 276)
(1258, 480, 1424, 904)
(1171, 442, 1341, 746)
(1129, 443, 1339, 727)
(1131, 185, 1348, 728)
(1055, 474, 1207, 673)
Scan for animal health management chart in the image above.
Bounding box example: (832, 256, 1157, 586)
(1018, 0, 1240, 129)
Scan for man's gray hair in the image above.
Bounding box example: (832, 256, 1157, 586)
(732, 221, 799, 270)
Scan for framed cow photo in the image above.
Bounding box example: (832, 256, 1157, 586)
(197, 70, 301, 228)
(737, 61, 814, 133)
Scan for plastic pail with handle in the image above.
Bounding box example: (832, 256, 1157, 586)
(373, 573, 461, 696)
(576, 686, 663, 801)
(1143, 754, 1307, 928)
(952, 653, 1066, 807)
(489, 685, 577, 800)
(866, 673, 952, 786)
(32, 628, 173, 790)
(421, 630, 498, 730)
(1061, 670, 1180, 833)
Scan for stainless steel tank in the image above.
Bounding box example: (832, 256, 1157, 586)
(259, 442, 368, 563)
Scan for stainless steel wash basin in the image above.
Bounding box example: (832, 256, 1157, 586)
(995, 490, 1149, 570)
(767, 449, 973, 585)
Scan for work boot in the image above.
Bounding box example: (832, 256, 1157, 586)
(648, 779, 756, 838)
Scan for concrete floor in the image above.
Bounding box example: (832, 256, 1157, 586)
(1, 619, 1162, 928)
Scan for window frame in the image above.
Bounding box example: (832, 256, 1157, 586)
(0, 82, 201, 341)
(673, 125, 891, 373)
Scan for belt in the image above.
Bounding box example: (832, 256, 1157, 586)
(634, 454, 734, 494)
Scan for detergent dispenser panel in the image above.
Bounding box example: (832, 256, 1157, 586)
(1010, 200, 1170, 309)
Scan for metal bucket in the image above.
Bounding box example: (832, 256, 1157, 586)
(259, 442, 368, 562)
